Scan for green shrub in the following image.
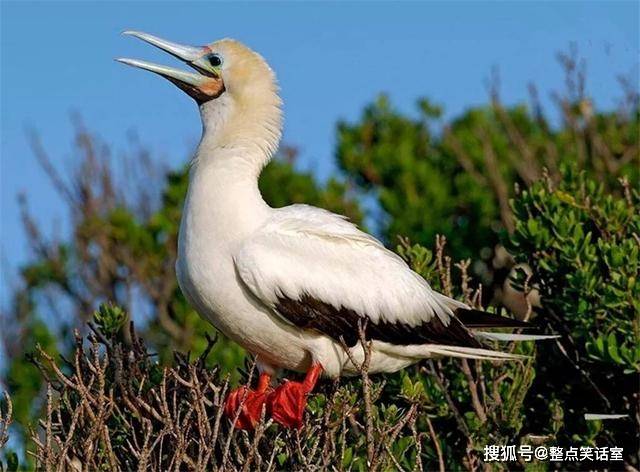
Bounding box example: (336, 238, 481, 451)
(507, 167, 639, 459)
(12, 238, 543, 471)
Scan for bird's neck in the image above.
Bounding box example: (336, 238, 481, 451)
(184, 91, 282, 235)
(196, 90, 282, 176)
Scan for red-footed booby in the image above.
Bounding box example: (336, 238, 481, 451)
(118, 32, 554, 430)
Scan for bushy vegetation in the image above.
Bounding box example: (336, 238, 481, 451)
(508, 168, 639, 458)
(4, 241, 540, 471)
(1, 50, 638, 470)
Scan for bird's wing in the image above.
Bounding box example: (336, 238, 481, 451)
(234, 204, 480, 348)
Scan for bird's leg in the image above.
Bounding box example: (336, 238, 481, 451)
(224, 372, 272, 430)
(267, 363, 323, 428)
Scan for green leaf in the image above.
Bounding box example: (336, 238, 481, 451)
(606, 333, 623, 364)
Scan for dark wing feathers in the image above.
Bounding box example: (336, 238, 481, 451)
(455, 308, 529, 329)
(276, 294, 483, 348)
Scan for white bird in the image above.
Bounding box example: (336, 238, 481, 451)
(118, 32, 553, 429)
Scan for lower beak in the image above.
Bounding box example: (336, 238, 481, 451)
(117, 31, 224, 102)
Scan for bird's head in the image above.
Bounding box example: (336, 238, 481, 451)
(117, 31, 277, 106)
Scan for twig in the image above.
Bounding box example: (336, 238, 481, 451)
(460, 359, 487, 424)
(425, 416, 445, 472)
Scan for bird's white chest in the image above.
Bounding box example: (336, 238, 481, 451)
(175, 166, 311, 371)
(175, 223, 236, 329)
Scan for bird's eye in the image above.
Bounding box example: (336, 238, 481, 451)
(207, 54, 222, 67)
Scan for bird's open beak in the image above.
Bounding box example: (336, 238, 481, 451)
(117, 31, 224, 102)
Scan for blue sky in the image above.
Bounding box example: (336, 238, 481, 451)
(1, 1, 638, 303)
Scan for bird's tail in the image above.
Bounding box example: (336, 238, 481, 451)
(432, 332, 559, 361)
(425, 345, 528, 361)
(424, 330, 560, 361)
(425, 298, 559, 361)
(474, 331, 559, 342)
(454, 307, 560, 343)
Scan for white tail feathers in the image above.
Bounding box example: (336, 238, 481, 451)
(426, 345, 528, 361)
(475, 332, 560, 342)
(424, 332, 559, 361)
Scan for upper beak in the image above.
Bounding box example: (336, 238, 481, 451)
(117, 31, 223, 102)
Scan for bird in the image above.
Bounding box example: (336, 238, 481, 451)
(118, 32, 554, 430)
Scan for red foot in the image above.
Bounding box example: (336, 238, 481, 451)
(224, 372, 272, 430)
(267, 363, 323, 429)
